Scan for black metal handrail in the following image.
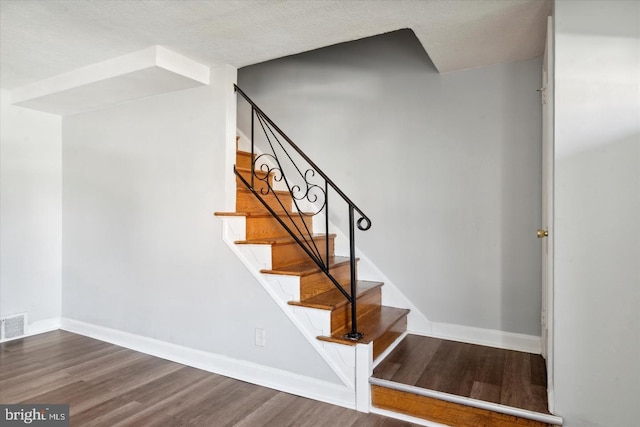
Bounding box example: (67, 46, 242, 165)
(234, 84, 371, 340)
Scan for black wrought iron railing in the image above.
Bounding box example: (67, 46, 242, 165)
(234, 84, 371, 340)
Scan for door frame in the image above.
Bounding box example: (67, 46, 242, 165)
(540, 15, 555, 413)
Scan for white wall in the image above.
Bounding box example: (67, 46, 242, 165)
(0, 89, 62, 332)
(61, 68, 340, 383)
(238, 30, 543, 336)
(554, 1, 640, 426)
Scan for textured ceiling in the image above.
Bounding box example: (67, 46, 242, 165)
(0, 0, 551, 90)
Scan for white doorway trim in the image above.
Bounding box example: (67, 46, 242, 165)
(540, 15, 556, 413)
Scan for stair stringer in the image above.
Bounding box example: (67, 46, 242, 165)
(219, 216, 359, 395)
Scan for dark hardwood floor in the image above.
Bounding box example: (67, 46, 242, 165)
(372, 334, 549, 414)
(0, 330, 417, 426)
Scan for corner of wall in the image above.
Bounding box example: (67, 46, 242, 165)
(0, 89, 62, 327)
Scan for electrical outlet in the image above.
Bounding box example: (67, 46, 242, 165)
(255, 328, 266, 347)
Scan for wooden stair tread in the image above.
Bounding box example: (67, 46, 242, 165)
(236, 186, 291, 196)
(288, 280, 383, 310)
(214, 211, 246, 217)
(235, 166, 269, 175)
(214, 211, 311, 218)
(261, 256, 352, 276)
(318, 306, 410, 345)
(235, 233, 335, 246)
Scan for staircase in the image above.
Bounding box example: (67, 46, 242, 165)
(215, 141, 409, 368)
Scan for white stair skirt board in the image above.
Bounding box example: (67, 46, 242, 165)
(370, 378, 564, 426)
(219, 215, 357, 390)
(60, 318, 355, 410)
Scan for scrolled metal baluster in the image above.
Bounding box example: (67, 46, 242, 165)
(251, 106, 255, 190)
(345, 205, 363, 341)
(325, 180, 329, 274)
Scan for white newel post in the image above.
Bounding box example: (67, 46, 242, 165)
(355, 342, 373, 412)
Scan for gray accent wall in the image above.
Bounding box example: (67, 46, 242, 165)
(238, 30, 543, 336)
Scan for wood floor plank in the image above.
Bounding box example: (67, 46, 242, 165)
(88, 355, 183, 394)
(501, 351, 536, 411)
(530, 353, 548, 387)
(171, 379, 278, 426)
(232, 392, 309, 427)
(415, 339, 468, 394)
(21, 380, 115, 415)
(202, 385, 278, 426)
(470, 381, 502, 404)
(111, 405, 182, 427)
(117, 366, 212, 405)
(74, 399, 145, 427)
(475, 344, 506, 386)
(373, 361, 402, 380)
(373, 334, 440, 385)
(1, 335, 116, 383)
(454, 343, 482, 397)
(267, 395, 331, 427)
(0, 359, 46, 381)
(60, 347, 141, 379)
(0, 369, 76, 403)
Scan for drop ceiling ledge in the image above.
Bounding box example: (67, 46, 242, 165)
(10, 46, 210, 116)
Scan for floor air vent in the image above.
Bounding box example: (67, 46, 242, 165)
(1, 313, 26, 340)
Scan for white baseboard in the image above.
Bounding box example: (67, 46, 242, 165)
(60, 318, 355, 409)
(413, 321, 541, 354)
(0, 316, 61, 343)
